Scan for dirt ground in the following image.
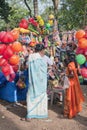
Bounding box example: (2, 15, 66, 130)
(0, 85, 87, 130)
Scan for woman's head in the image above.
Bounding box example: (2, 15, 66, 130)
(35, 44, 45, 52)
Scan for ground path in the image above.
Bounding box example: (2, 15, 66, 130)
(0, 85, 87, 130)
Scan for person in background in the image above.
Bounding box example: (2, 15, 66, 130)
(64, 54, 85, 119)
(21, 44, 48, 121)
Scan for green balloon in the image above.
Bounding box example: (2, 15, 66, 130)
(76, 54, 86, 65)
(46, 23, 50, 29)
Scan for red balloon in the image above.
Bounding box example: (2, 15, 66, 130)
(0, 58, 8, 66)
(3, 46, 14, 59)
(19, 22, 28, 29)
(75, 30, 85, 40)
(0, 44, 7, 55)
(12, 65, 19, 72)
(0, 31, 6, 42)
(2, 64, 10, 76)
(1, 32, 14, 43)
(81, 68, 87, 78)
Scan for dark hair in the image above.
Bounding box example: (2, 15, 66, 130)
(35, 44, 45, 52)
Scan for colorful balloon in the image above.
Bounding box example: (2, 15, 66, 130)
(9, 54, 20, 65)
(12, 41, 22, 52)
(3, 46, 14, 59)
(0, 58, 8, 66)
(75, 30, 85, 40)
(2, 64, 10, 76)
(1, 32, 14, 43)
(78, 38, 87, 49)
(76, 47, 85, 55)
(11, 29, 19, 40)
(0, 44, 7, 55)
(81, 67, 87, 78)
(76, 54, 86, 65)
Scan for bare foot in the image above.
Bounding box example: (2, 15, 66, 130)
(20, 118, 31, 122)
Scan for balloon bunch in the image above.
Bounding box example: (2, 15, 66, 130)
(76, 29, 87, 78)
(36, 15, 44, 27)
(0, 41, 23, 82)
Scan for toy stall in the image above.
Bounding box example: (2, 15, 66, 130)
(0, 15, 86, 103)
(0, 14, 58, 102)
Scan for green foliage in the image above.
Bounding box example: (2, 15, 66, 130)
(0, 0, 12, 23)
(58, 0, 87, 30)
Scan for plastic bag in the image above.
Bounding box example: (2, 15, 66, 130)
(63, 76, 70, 89)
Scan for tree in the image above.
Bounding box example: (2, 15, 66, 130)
(58, 0, 87, 30)
(33, 0, 38, 17)
(0, 0, 12, 23)
(52, 0, 60, 19)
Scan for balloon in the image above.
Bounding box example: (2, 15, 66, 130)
(12, 65, 19, 72)
(78, 38, 87, 48)
(0, 44, 7, 55)
(1, 32, 15, 43)
(76, 54, 86, 65)
(46, 23, 51, 29)
(75, 30, 85, 40)
(84, 49, 87, 55)
(81, 68, 87, 78)
(2, 64, 10, 76)
(0, 31, 6, 42)
(49, 14, 54, 19)
(19, 19, 28, 29)
(11, 29, 19, 40)
(76, 47, 84, 55)
(28, 18, 34, 23)
(12, 41, 22, 52)
(3, 46, 14, 59)
(39, 19, 44, 26)
(0, 58, 8, 66)
(48, 20, 53, 26)
(9, 54, 20, 65)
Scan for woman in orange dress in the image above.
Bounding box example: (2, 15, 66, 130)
(64, 58, 85, 119)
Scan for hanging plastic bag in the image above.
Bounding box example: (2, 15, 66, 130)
(63, 75, 70, 89)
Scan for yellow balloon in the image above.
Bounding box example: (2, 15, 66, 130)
(36, 15, 42, 21)
(49, 14, 54, 19)
(39, 19, 44, 26)
(48, 20, 53, 26)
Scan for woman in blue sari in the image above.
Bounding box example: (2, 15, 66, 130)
(22, 44, 48, 121)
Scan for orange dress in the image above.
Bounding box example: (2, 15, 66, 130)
(64, 62, 85, 119)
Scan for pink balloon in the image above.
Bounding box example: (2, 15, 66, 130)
(81, 67, 87, 78)
(76, 47, 85, 54)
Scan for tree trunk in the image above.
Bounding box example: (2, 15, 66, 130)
(33, 0, 38, 17)
(52, 0, 60, 19)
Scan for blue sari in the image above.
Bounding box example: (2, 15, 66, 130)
(26, 53, 48, 119)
